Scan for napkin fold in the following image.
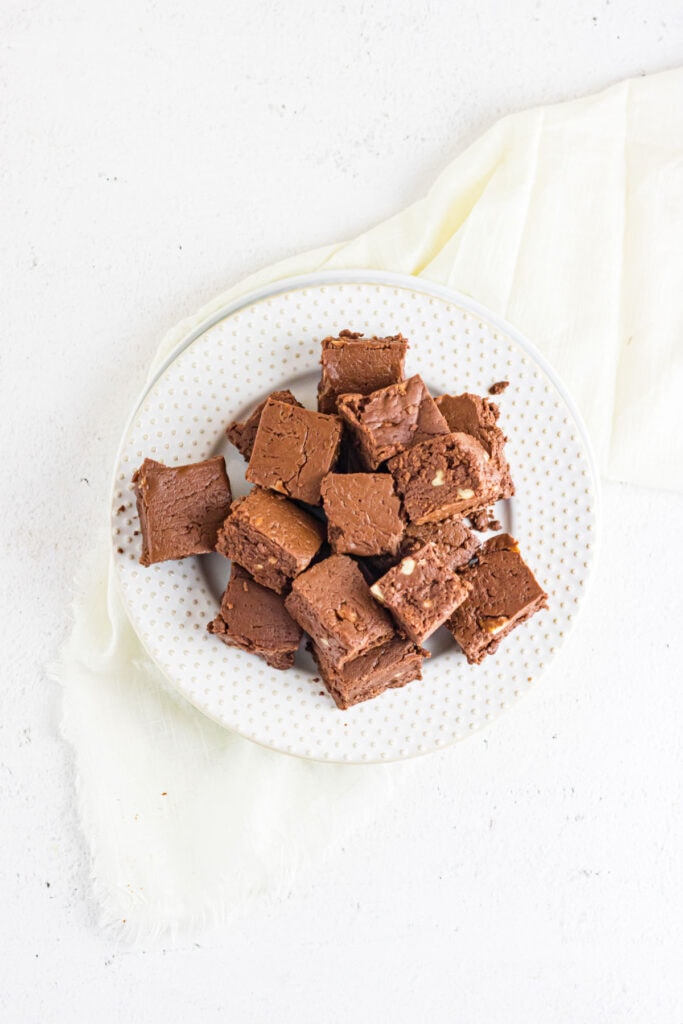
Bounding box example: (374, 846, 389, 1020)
(56, 68, 683, 944)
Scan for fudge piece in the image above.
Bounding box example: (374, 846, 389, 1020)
(216, 487, 325, 593)
(401, 517, 479, 569)
(208, 564, 302, 670)
(446, 533, 548, 664)
(387, 432, 500, 524)
(435, 392, 514, 500)
(308, 636, 429, 710)
(132, 456, 232, 566)
(320, 472, 404, 557)
(285, 554, 394, 667)
(369, 542, 471, 645)
(226, 389, 302, 461)
(337, 374, 450, 470)
(317, 330, 407, 414)
(366, 515, 479, 577)
(246, 398, 343, 505)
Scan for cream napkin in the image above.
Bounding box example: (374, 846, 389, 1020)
(56, 68, 683, 943)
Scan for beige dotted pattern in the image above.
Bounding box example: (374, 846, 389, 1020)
(111, 281, 598, 763)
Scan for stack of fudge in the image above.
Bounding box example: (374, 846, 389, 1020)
(132, 330, 547, 710)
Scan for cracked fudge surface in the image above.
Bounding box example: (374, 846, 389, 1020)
(132, 456, 232, 566)
(320, 472, 404, 557)
(435, 392, 514, 501)
(226, 389, 302, 461)
(285, 554, 394, 667)
(370, 542, 471, 645)
(246, 398, 343, 505)
(317, 330, 407, 414)
(446, 533, 548, 664)
(308, 636, 429, 710)
(215, 487, 325, 593)
(387, 432, 500, 524)
(208, 564, 302, 670)
(337, 374, 450, 470)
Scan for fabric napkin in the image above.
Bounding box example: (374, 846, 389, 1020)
(55, 67, 683, 944)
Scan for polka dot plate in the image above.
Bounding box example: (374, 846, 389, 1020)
(111, 271, 599, 763)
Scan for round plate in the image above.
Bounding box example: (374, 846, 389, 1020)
(111, 271, 599, 763)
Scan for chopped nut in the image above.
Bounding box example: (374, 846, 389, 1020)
(481, 615, 509, 634)
(267, 556, 277, 564)
(457, 488, 475, 499)
(370, 584, 385, 603)
(431, 469, 445, 486)
(422, 599, 432, 608)
(337, 603, 358, 623)
(400, 557, 416, 576)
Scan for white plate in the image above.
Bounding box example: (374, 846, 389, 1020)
(111, 271, 599, 763)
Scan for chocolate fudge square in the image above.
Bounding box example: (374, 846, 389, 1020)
(337, 374, 450, 470)
(132, 456, 232, 566)
(208, 564, 302, 670)
(435, 392, 514, 501)
(387, 432, 500, 524)
(317, 330, 407, 414)
(285, 554, 394, 667)
(370, 542, 471, 645)
(308, 636, 428, 710)
(446, 533, 548, 664)
(226, 389, 302, 461)
(366, 515, 479, 577)
(401, 517, 479, 569)
(320, 472, 404, 557)
(246, 398, 343, 505)
(216, 487, 325, 593)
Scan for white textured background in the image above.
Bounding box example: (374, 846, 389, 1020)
(2, 2, 683, 1021)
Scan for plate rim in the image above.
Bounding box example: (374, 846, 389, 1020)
(110, 269, 602, 763)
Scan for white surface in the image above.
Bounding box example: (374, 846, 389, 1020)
(113, 274, 598, 761)
(2, 1, 682, 1021)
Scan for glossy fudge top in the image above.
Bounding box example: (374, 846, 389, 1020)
(215, 487, 325, 593)
(246, 398, 343, 505)
(320, 472, 404, 557)
(132, 456, 232, 566)
(447, 533, 548, 664)
(285, 554, 394, 667)
(317, 330, 407, 414)
(337, 374, 450, 470)
(226, 389, 302, 461)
